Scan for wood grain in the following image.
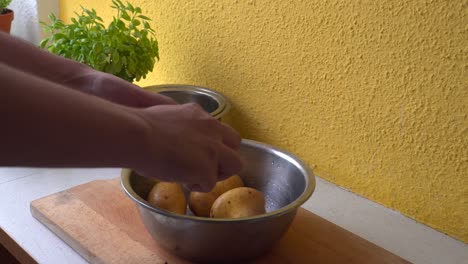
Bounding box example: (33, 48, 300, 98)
(30, 179, 411, 264)
(0, 228, 37, 264)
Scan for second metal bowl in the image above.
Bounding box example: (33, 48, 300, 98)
(144, 84, 230, 120)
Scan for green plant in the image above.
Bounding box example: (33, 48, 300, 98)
(40, 0, 159, 82)
(0, 0, 12, 14)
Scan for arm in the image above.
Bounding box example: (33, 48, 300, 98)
(0, 62, 146, 168)
(0, 63, 242, 191)
(0, 31, 87, 86)
(0, 32, 175, 107)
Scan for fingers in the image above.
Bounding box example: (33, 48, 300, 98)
(217, 143, 244, 181)
(151, 93, 178, 105)
(137, 102, 243, 193)
(183, 140, 242, 192)
(183, 103, 241, 150)
(218, 123, 242, 150)
(186, 171, 217, 192)
(185, 183, 213, 193)
(138, 89, 178, 106)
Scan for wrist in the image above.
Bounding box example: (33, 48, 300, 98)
(60, 63, 96, 92)
(117, 107, 154, 170)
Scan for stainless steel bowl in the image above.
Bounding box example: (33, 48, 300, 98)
(121, 139, 315, 263)
(144, 84, 231, 120)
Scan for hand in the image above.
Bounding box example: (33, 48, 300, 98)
(64, 68, 176, 107)
(133, 103, 243, 192)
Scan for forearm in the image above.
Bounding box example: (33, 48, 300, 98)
(0, 32, 92, 89)
(0, 63, 147, 168)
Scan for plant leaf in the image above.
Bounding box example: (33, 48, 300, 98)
(132, 19, 141, 27)
(138, 15, 151, 21)
(115, 0, 124, 8)
(48, 13, 56, 21)
(39, 1, 158, 82)
(39, 38, 49, 48)
(127, 2, 135, 12)
(112, 50, 120, 63)
(121, 11, 131, 21)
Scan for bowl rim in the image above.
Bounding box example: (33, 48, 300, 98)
(120, 139, 316, 223)
(143, 84, 231, 119)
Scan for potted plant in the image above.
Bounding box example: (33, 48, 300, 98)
(0, 0, 13, 33)
(40, 0, 159, 83)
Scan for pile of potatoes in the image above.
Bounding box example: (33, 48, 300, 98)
(146, 175, 266, 219)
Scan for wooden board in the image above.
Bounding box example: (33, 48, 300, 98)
(30, 179, 410, 264)
(0, 228, 37, 264)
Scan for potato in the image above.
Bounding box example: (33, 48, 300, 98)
(211, 174, 244, 197)
(188, 192, 217, 217)
(210, 187, 266, 219)
(188, 175, 244, 217)
(147, 182, 187, 215)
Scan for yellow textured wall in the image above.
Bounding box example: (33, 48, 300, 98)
(59, 1, 467, 242)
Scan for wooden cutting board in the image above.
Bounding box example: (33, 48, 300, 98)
(30, 179, 410, 264)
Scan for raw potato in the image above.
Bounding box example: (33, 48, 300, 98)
(188, 175, 244, 217)
(211, 175, 244, 197)
(147, 182, 187, 215)
(188, 192, 217, 217)
(210, 187, 266, 219)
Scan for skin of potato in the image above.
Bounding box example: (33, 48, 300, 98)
(211, 175, 244, 197)
(147, 182, 187, 215)
(188, 175, 244, 217)
(210, 187, 266, 219)
(189, 192, 217, 217)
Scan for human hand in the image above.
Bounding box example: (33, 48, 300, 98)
(64, 68, 176, 107)
(132, 103, 243, 192)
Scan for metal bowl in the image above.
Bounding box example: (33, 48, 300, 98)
(121, 139, 315, 263)
(144, 84, 230, 120)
